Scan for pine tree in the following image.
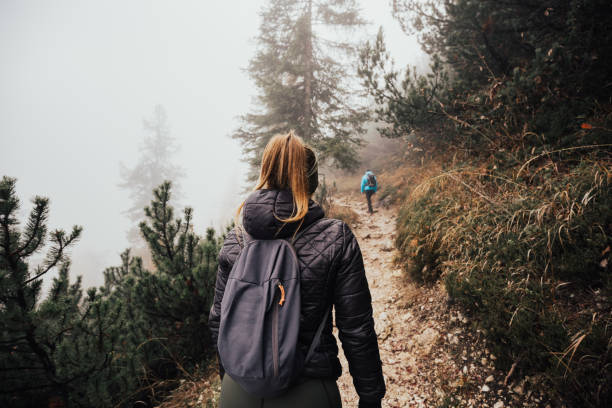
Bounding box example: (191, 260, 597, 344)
(119, 105, 184, 246)
(361, 0, 612, 151)
(97, 181, 223, 404)
(234, 0, 369, 179)
(0, 176, 119, 407)
(1, 177, 224, 406)
(136, 182, 221, 368)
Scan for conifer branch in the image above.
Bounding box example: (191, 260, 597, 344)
(24, 226, 82, 286)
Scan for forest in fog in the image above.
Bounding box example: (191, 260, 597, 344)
(2, 0, 611, 407)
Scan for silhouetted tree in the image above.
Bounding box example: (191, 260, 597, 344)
(234, 0, 369, 179)
(119, 105, 184, 246)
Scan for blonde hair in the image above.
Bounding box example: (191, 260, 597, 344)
(237, 131, 315, 224)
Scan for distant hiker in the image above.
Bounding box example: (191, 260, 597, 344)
(361, 170, 378, 214)
(209, 131, 386, 408)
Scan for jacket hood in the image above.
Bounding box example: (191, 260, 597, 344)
(241, 189, 325, 239)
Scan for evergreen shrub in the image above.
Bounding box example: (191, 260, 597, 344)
(396, 188, 446, 284)
(1, 178, 224, 407)
(396, 158, 611, 406)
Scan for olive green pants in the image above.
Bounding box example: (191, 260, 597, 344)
(219, 374, 342, 408)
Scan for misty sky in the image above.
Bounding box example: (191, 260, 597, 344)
(0, 0, 425, 290)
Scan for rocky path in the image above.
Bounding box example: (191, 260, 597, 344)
(334, 194, 452, 408)
(333, 194, 543, 408)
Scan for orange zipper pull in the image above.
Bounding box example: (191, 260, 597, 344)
(278, 283, 285, 306)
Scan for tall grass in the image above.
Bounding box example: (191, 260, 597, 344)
(395, 150, 611, 406)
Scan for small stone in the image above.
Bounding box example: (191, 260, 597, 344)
(415, 328, 439, 354)
(513, 385, 524, 395)
(446, 333, 458, 344)
(490, 354, 497, 360)
(481, 384, 490, 392)
(463, 365, 468, 374)
(493, 401, 504, 408)
(481, 357, 487, 365)
(485, 375, 495, 383)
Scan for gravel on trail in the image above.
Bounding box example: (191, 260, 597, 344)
(334, 194, 549, 408)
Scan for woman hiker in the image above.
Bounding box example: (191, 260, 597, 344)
(208, 131, 385, 408)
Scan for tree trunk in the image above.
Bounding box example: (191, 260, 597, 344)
(304, 0, 313, 141)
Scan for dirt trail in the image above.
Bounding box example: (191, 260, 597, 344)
(333, 194, 537, 408)
(334, 193, 450, 407)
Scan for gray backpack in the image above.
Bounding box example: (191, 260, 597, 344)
(366, 173, 376, 187)
(217, 222, 329, 397)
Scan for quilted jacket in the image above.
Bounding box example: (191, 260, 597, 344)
(208, 189, 386, 407)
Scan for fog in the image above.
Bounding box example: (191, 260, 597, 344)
(0, 0, 425, 290)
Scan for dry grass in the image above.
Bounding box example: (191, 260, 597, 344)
(327, 202, 360, 226)
(154, 364, 220, 408)
(391, 144, 612, 405)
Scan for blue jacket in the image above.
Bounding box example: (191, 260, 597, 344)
(361, 171, 377, 193)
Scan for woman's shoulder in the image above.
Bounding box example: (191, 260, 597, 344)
(218, 226, 242, 263)
(308, 216, 357, 245)
(325, 216, 356, 233)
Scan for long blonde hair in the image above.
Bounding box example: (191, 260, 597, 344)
(237, 131, 315, 224)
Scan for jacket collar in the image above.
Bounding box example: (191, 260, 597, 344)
(242, 189, 324, 239)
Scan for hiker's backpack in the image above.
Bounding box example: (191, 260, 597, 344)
(217, 223, 329, 397)
(366, 173, 376, 187)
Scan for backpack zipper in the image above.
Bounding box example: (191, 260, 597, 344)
(272, 287, 280, 377)
(278, 283, 285, 306)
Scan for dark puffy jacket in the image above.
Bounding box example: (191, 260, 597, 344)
(208, 189, 385, 407)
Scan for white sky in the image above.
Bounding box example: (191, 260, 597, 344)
(0, 0, 425, 289)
